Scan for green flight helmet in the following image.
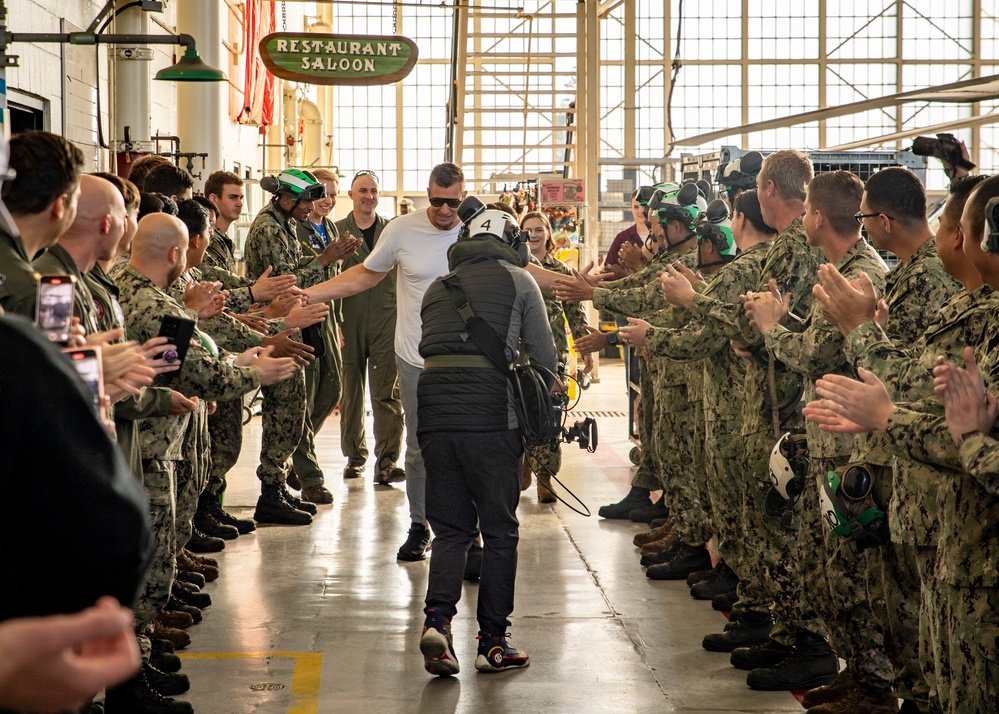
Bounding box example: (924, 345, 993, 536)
(261, 168, 327, 202)
(695, 198, 737, 264)
(656, 180, 707, 230)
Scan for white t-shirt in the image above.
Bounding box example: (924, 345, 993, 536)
(364, 209, 460, 367)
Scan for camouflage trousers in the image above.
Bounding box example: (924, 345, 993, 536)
(918, 549, 948, 713)
(292, 337, 342, 487)
(800, 460, 893, 691)
(741, 429, 824, 647)
(868, 541, 938, 710)
(134, 458, 177, 635)
(339, 340, 403, 472)
(706, 424, 770, 618)
(526, 440, 562, 483)
(630, 357, 662, 492)
(653, 376, 712, 546)
(206, 397, 243, 497)
(175, 406, 210, 547)
(258, 369, 307, 486)
(929, 580, 999, 714)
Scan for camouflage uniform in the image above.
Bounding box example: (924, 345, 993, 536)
(334, 212, 404, 474)
(114, 264, 260, 639)
(844, 240, 961, 699)
(645, 242, 772, 617)
(86, 263, 173, 481)
(525, 252, 590, 482)
(863, 291, 999, 712)
(849, 285, 996, 711)
(764, 239, 888, 676)
(199, 225, 303, 495)
(687, 217, 823, 647)
(591, 246, 675, 492)
(596, 243, 711, 546)
(245, 203, 340, 489)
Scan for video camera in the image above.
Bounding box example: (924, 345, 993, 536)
(563, 417, 598, 452)
(910, 133, 975, 173)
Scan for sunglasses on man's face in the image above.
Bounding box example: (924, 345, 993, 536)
(428, 196, 461, 208)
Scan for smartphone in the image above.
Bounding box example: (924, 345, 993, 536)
(35, 274, 76, 345)
(65, 346, 105, 415)
(157, 315, 197, 377)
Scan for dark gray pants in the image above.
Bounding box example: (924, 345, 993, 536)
(421, 428, 522, 636)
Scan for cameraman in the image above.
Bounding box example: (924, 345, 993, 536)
(416, 201, 556, 677)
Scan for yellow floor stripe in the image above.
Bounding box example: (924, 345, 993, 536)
(179, 652, 322, 713)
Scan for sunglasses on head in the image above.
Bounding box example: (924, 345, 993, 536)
(428, 196, 462, 208)
(353, 170, 378, 182)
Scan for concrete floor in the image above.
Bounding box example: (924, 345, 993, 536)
(179, 360, 804, 713)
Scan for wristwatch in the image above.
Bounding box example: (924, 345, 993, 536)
(605, 330, 619, 345)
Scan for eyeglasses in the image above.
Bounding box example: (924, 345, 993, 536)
(353, 170, 379, 182)
(428, 196, 462, 208)
(854, 211, 894, 225)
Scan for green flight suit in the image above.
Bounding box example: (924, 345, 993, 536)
(334, 211, 403, 474)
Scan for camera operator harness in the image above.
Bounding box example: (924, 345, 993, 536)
(441, 275, 598, 517)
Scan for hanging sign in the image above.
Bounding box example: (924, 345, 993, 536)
(539, 179, 586, 204)
(259, 33, 419, 86)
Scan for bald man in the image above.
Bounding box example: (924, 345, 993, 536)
(33, 175, 128, 336)
(106, 213, 299, 708)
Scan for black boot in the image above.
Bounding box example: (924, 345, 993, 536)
(103, 671, 194, 714)
(597, 486, 652, 520)
(166, 596, 202, 624)
(702, 613, 773, 652)
(712, 589, 739, 612)
(281, 484, 318, 515)
(690, 563, 740, 599)
(207, 496, 256, 534)
(730, 638, 793, 671)
(254, 483, 313, 525)
(746, 631, 839, 690)
(645, 543, 712, 580)
(628, 494, 669, 523)
(186, 527, 225, 553)
(151, 650, 182, 673)
(143, 662, 191, 696)
(173, 580, 211, 609)
(193, 496, 239, 540)
(175, 570, 206, 589)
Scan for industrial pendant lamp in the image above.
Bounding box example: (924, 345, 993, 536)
(154, 48, 226, 82)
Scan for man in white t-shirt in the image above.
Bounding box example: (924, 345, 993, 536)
(304, 163, 466, 560)
(304, 163, 581, 561)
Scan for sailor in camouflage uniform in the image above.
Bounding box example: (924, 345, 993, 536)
(642, 190, 777, 650)
(114, 214, 299, 675)
(804, 169, 962, 712)
(746, 171, 887, 693)
(244, 168, 359, 504)
(661, 151, 828, 688)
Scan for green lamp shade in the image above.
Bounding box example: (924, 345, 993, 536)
(155, 49, 226, 82)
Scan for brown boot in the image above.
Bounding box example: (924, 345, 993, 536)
(302, 484, 333, 504)
(633, 520, 674, 547)
(181, 548, 218, 569)
(520, 459, 532, 491)
(177, 548, 219, 582)
(537, 479, 557, 503)
(802, 669, 855, 708)
(806, 682, 899, 714)
(639, 529, 679, 556)
(151, 621, 192, 650)
(156, 610, 194, 630)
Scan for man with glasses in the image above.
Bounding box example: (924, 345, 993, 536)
(304, 163, 469, 561)
(334, 170, 405, 484)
